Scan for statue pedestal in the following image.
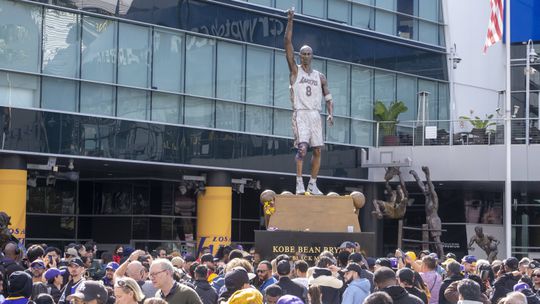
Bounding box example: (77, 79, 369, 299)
(268, 195, 361, 232)
(255, 230, 376, 262)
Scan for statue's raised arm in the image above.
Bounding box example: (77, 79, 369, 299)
(284, 8, 298, 81)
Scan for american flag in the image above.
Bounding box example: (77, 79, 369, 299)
(483, 0, 504, 53)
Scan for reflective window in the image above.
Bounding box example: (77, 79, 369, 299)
(374, 71, 396, 105)
(118, 23, 151, 88)
(396, 75, 417, 121)
(327, 117, 349, 143)
(216, 101, 244, 131)
(273, 109, 293, 137)
(352, 3, 374, 30)
(351, 120, 372, 146)
(153, 30, 183, 92)
(246, 105, 272, 134)
(351, 67, 373, 120)
(217, 42, 244, 101)
(42, 9, 80, 77)
(418, 79, 438, 121)
(419, 0, 438, 21)
(397, 15, 416, 40)
(328, 0, 350, 24)
(376, 0, 395, 10)
(375, 10, 395, 35)
(274, 51, 291, 108)
(117, 87, 149, 120)
(185, 35, 215, 97)
(327, 61, 350, 116)
(419, 21, 438, 45)
(438, 83, 449, 120)
(275, 0, 301, 10)
(303, 0, 325, 18)
(0, 0, 41, 73)
(80, 82, 115, 116)
(184, 97, 214, 127)
(246, 47, 273, 105)
(81, 16, 117, 83)
(41, 77, 78, 112)
(248, 0, 271, 5)
(0, 71, 39, 108)
(151, 92, 182, 124)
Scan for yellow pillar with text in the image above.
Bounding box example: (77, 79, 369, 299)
(0, 168, 27, 244)
(197, 172, 232, 255)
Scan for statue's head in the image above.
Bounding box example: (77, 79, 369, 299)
(475, 226, 483, 234)
(299, 45, 313, 67)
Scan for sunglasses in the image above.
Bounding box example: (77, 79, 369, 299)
(533, 274, 540, 277)
(257, 269, 267, 273)
(115, 279, 135, 291)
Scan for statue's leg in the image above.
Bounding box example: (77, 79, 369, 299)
(372, 200, 384, 219)
(311, 147, 321, 179)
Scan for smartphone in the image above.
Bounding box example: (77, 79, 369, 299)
(480, 269, 489, 281)
(48, 255, 53, 263)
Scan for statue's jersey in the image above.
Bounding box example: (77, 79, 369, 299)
(290, 66, 323, 111)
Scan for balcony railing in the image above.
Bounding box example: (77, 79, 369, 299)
(374, 118, 540, 147)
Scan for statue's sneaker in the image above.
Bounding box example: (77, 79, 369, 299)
(307, 182, 323, 195)
(295, 181, 306, 195)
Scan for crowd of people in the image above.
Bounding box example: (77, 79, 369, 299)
(0, 240, 538, 304)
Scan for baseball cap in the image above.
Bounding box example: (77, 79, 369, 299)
(200, 253, 214, 263)
(31, 259, 45, 269)
(405, 251, 417, 262)
(339, 241, 356, 249)
(66, 247, 79, 257)
(375, 258, 392, 268)
(69, 257, 85, 267)
(105, 262, 119, 271)
(277, 295, 305, 304)
(68, 281, 108, 302)
(348, 252, 364, 264)
(225, 267, 250, 292)
(462, 255, 477, 264)
(44, 268, 66, 281)
(277, 260, 291, 275)
(420, 250, 430, 256)
(514, 282, 530, 292)
(519, 257, 531, 266)
(344, 263, 363, 275)
(446, 252, 457, 260)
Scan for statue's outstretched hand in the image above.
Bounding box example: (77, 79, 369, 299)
(287, 8, 294, 21)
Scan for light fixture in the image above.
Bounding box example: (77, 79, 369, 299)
(27, 172, 37, 188)
(449, 43, 462, 69)
(68, 159, 74, 171)
(528, 39, 539, 63)
(512, 105, 520, 118)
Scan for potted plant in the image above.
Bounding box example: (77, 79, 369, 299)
(459, 111, 496, 144)
(374, 100, 408, 145)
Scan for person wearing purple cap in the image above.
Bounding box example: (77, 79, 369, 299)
(276, 294, 304, 304)
(44, 268, 66, 303)
(101, 261, 119, 287)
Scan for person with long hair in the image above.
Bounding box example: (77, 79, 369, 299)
(113, 246, 124, 264)
(114, 277, 145, 304)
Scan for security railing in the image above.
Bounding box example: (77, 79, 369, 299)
(374, 118, 540, 147)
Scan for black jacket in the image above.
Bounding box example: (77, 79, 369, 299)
(382, 286, 424, 304)
(405, 286, 428, 304)
(439, 274, 464, 304)
(490, 272, 521, 304)
(193, 280, 217, 304)
(274, 277, 308, 303)
(320, 286, 341, 304)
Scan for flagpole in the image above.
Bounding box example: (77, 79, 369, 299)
(504, 0, 512, 258)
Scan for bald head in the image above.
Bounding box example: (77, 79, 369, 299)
(126, 261, 145, 281)
(299, 45, 313, 68)
(3, 242, 18, 259)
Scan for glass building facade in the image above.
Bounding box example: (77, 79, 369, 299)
(0, 0, 449, 250)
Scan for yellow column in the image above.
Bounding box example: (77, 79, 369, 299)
(0, 161, 27, 244)
(197, 172, 232, 255)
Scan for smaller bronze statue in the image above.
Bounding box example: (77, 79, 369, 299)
(468, 226, 500, 263)
(372, 167, 410, 219)
(410, 166, 444, 258)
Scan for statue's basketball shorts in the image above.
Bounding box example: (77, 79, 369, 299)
(292, 109, 323, 148)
